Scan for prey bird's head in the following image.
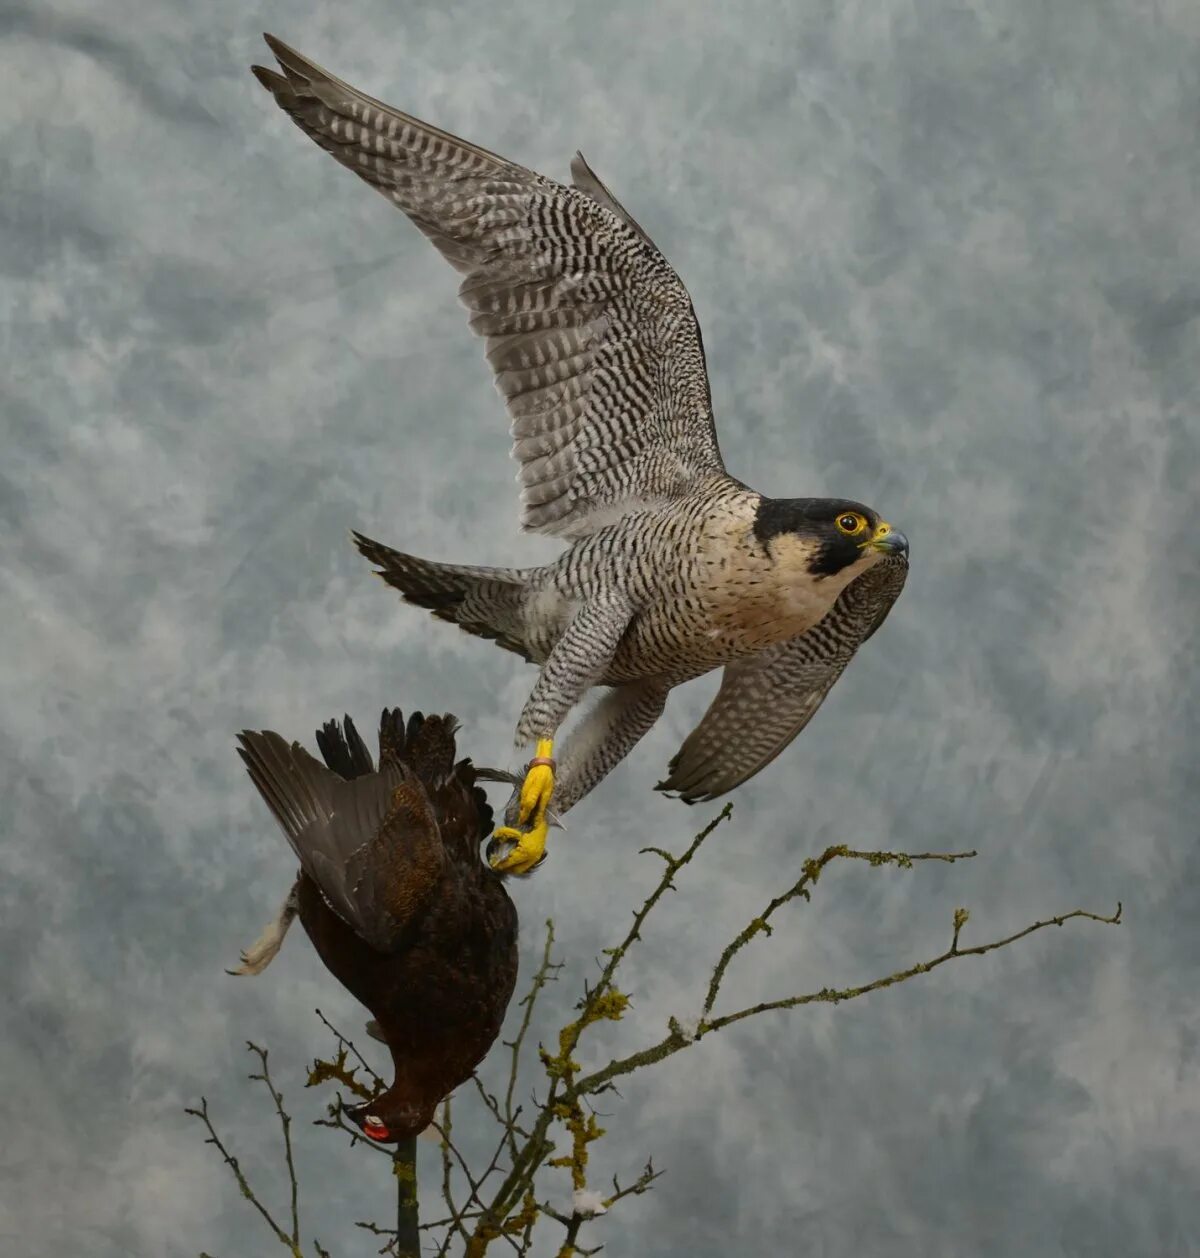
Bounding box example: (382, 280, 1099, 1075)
(752, 497, 908, 581)
(343, 1095, 437, 1144)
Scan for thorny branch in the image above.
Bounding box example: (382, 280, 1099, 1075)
(702, 843, 978, 1018)
(193, 806, 1121, 1257)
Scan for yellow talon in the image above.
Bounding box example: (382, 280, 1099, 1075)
(489, 739, 555, 875)
(489, 815, 550, 875)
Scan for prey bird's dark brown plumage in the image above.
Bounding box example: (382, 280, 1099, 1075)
(231, 708, 519, 1143)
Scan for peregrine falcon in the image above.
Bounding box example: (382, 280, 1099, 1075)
(251, 36, 909, 874)
(231, 708, 519, 1143)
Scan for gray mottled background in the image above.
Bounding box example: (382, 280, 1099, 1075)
(3, 1, 1198, 1254)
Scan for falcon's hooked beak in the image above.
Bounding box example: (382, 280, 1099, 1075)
(868, 526, 909, 556)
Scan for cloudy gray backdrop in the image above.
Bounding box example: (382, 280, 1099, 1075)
(3, 1, 1198, 1254)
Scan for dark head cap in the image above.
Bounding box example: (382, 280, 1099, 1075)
(753, 497, 907, 576)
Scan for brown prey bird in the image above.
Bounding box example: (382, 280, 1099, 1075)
(230, 708, 519, 1144)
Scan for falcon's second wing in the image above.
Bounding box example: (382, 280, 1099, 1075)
(657, 556, 908, 803)
(252, 36, 727, 538)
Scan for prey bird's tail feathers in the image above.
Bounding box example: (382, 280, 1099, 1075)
(315, 714, 375, 781)
(354, 531, 534, 661)
(316, 708, 461, 791)
(374, 707, 497, 865)
(379, 708, 460, 791)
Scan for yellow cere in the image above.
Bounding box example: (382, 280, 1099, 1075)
(859, 520, 893, 549)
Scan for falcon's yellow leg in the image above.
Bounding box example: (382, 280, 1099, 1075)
(490, 739, 555, 874)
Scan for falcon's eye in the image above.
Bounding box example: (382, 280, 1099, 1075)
(836, 513, 866, 536)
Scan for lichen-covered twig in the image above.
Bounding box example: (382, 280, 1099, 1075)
(565, 900, 1123, 1101)
(705, 900, 1123, 1034)
(474, 807, 737, 1239)
(703, 843, 977, 1018)
(310, 1007, 384, 1098)
(391, 1136, 419, 1258)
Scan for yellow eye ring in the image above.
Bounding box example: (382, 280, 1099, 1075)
(835, 512, 867, 536)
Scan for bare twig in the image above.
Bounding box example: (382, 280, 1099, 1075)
(599, 803, 734, 1010)
(246, 1041, 301, 1249)
(437, 1098, 467, 1251)
(184, 1096, 301, 1256)
(429, 1112, 489, 1205)
(471, 1074, 520, 1137)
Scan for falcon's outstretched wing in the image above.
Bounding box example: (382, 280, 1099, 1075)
(237, 729, 443, 951)
(657, 556, 909, 803)
(253, 35, 727, 538)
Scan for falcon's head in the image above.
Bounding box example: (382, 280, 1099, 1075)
(752, 497, 909, 582)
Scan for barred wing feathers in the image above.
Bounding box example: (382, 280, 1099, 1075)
(254, 35, 727, 538)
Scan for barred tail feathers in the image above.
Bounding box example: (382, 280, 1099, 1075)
(352, 531, 534, 660)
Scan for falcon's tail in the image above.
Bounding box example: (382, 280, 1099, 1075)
(353, 532, 535, 661)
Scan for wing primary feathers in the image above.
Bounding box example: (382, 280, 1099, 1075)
(253, 35, 727, 538)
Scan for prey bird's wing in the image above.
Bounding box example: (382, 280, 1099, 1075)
(253, 36, 727, 538)
(237, 730, 442, 951)
(657, 556, 909, 803)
